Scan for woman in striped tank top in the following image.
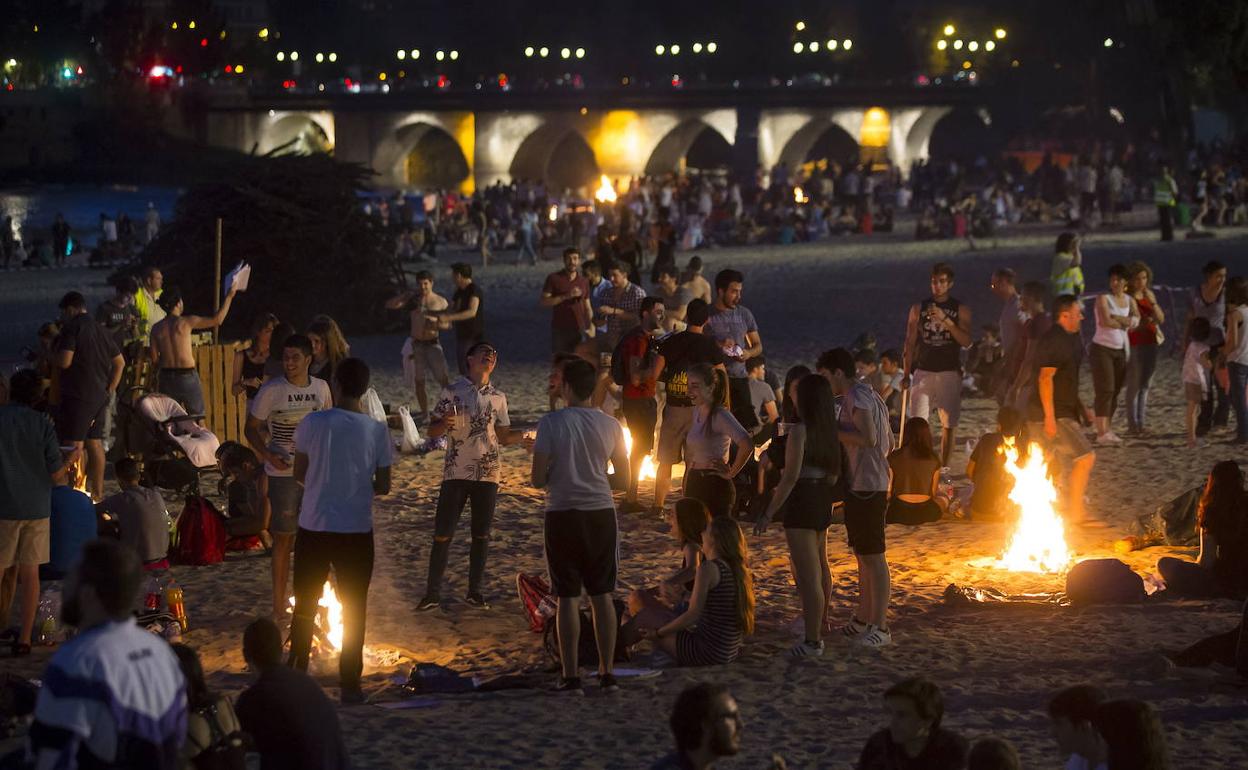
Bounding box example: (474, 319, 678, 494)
(641, 517, 755, 666)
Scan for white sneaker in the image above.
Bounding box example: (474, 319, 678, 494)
(789, 639, 825, 657)
(840, 617, 870, 639)
(1096, 432, 1123, 446)
(855, 626, 893, 648)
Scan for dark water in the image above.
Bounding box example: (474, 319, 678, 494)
(0, 184, 181, 247)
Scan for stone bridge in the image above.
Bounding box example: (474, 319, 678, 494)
(201, 87, 986, 191)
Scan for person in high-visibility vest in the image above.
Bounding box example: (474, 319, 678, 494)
(1154, 164, 1178, 242)
(132, 265, 165, 346)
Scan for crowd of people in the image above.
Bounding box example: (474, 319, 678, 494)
(2, 198, 1247, 767)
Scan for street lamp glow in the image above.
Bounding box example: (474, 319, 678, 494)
(706, 42, 717, 53)
(450, 50, 459, 60)
(411, 49, 420, 59)
(328, 52, 337, 62)
(842, 39, 852, 50)
(397, 49, 406, 59)
(258, 28, 269, 40)
(968, 41, 979, 51)
(828, 39, 838, 50)
(985, 41, 995, 51)
(436, 50, 445, 61)
(539, 46, 549, 57)
(963, 60, 972, 69)
(561, 47, 571, 59)
(936, 39, 947, 50)
(995, 28, 1007, 39)
(810, 41, 820, 52)
(524, 46, 534, 57)
(795, 21, 806, 31)
(793, 42, 804, 53)
(692, 42, 703, 53)
(276, 51, 285, 61)
(235, 64, 244, 74)
(1103, 37, 1113, 47)
(670, 44, 680, 54)
(188, 20, 196, 29)
(953, 39, 963, 50)
(289, 51, 298, 61)
(655, 44, 665, 55)
(575, 47, 585, 59)
(944, 24, 956, 36)
(171, 22, 177, 30)
(315, 52, 324, 62)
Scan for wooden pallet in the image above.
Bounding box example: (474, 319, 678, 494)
(193, 342, 246, 445)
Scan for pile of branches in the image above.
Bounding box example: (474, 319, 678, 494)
(132, 153, 402, 339)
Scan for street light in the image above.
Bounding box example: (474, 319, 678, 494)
(276, 51, 285, 61)
(795, 21, 806, 31)
(575, 47, 585, 59)
(315, 52, 324, 62)
(944, 24, 956, 36)
(707, 42, 717, 53)
(670, 44, 680, 54)
(995, 28, 1007, 39)
(936, 40, 947, 50)
(692, 42, 703, 53)
(290, 51, 299, 61)
(436, 50, 445, 61)
(258, 28, 269, 40)
(842, 39, 852, 50)
(985, 41, 995, 51)
(968, 41, 979, 51)
(328, 53, 337, 62)
(655, 44, 665, 55)
(397, 49, 406, 59)
(524, 46, 534, 57)
(1103, 37, 1114, 47)
(793, 42, 804, 53)
(450, 50, 459, 60)
(561, 47, 571, 59)
(411, 49, 420, 59)
(953, 39, 963, 50)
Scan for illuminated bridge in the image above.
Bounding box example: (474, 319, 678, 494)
(201, 85, 989, 190)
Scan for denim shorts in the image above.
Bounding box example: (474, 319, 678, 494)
(266, 475, 302, 534)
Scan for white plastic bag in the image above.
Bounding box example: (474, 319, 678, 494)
(361, 388, 387, 424)
(398, 405, 422, 453)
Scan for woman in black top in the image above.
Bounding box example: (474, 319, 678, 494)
(232, 313, 277, 401)
(1157, 460, 1248, 599)
(307, 316, 349, 382)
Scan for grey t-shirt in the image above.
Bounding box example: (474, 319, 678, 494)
(999, 293, 1025, 353)
(747, 378, 776, 424)
(838, 382, 894, 492)
(101, 486, 170, 563)
(705, 305, 759, 378)
(534, 407, 624, 511)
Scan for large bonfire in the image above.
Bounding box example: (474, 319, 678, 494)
(995, 438, 1072, 573)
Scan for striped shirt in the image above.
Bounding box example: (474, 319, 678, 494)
(675, 559, 743, 666)
(30, 618, 186, 770)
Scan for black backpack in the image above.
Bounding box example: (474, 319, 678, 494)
(187, 701, 247, 770)
(610, 327, 652, 387)
(543, 599, 631, 667)
(1065, 559, 1146, 606)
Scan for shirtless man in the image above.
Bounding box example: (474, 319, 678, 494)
(150, 286, 238, 415)
(386, 270, 450, 422)
(681, 255, 713, 305)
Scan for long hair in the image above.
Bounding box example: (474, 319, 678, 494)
(899, 417, 940, 462)
(781, 365, 811, 422)
(172, 643, 214, 710)
(307, 316, 349, 369)
(248, 312, 279, 350)
(1093, 700, 1170, 770)
(674, 498, 711, 547)
(795, 374, 840, 474)
(688, 363, 729, 412)
(708, 517, 755, 636)
(1197, 460, 1245, 530)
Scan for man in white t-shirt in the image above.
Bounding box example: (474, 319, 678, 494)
(290, 358, 391, 704)
(418, 341, 522, 611)
(245, 334, 332, 619)
(531, 358, 630, 694)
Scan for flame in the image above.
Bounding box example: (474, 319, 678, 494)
(794, 186, 808, 204)
(288, 581, 344, 653)
(547, 203, 558, 222)
(996, 439, 1071, 573)
(594, 174, 618, 203)
(608, 426, 658, 480)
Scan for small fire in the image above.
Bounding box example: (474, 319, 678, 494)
(547, 203, 559, 222)
(288, 581, 344, 654)
(996, 439, 1072, 573)
(609, 426, 657, 480)
(794, 186, 808, 204)
(594, 174, 618, 203)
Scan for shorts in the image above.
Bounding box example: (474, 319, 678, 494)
(551, 325, 583, 356)
(621, 398, 657, 458)
(885, 497, 943, 525)
(781, 478, 836, 531)
(266, 475, 302, 535)
(1027, 418, 1094, 462)
(0, 518, 51, 568)
(908, 369, 962, 427)
(1184, 382, 1206, 403)
(410, 339, 450, 388)
(544, 508, 618, 597)
(157, 369, 205, 416)
(657, 404, 694, 464)
(56, 395, 110, 442)
(844, 491, 888, 555)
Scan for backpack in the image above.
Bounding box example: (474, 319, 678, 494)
(1065, 559, 1146, 606)
(174, 496, 227, 566)
(516, 573, 557, 633)
(610, 327, 652, 387)
(1156, 485, 1203, 546)
(543, 599, 631, 667)
(187, 700, 247, 770)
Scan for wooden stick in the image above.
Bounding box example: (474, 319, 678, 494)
(213, 218, 223, 344)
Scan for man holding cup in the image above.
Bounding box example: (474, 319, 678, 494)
(418, 342, 522, 611)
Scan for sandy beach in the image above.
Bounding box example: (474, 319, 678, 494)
(5, 222, 1248, 768)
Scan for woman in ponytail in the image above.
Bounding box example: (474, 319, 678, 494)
(641, 516, 754, 665)
(680, 363, 752, 518)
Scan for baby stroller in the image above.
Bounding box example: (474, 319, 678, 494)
(118, 391, 221, 495)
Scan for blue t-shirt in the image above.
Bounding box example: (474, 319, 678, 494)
(46, 486, 96, 577)
(0, 403, 63, 521)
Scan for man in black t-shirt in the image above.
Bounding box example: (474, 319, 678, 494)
(651, 299, 725, 510)
(95, 277, 140, 360)
(903, 262, 973, 466)
(433, 262, 485, 376)
(1028, 294, 1098, 525)
(54, 292, 123, 501)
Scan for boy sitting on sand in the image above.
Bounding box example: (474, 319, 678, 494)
(100, 457, 171, 569)
(965, 406, 1022, 521)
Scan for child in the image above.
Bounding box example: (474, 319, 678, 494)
(967, 324, 1005, 396)
(1183, 317, 1214, 448)
(966, 406, 1023, 521)
(100, 457, 171, 569)
(878, 348, 904, 431)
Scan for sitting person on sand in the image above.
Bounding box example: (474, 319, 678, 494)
(628, 498, 711, 629)
(172, 643, 245, 769)
(639, 517, 754, 666)
(1092, 699, 1171, 770)
(1047, 684, 1107, 770)
(650, 683, 745, 770)
(965, 406, 1022, 521)
(100, 457, 171, 569)
(1156, 460, 1248, 599)
(857, 677, 969, 770)
(215, 441, 269, 543)
(967, 737, 1020, 770)
(884, 418, 945, 526)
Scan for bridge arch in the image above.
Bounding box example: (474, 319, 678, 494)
(510, 123, 599, 192)
(370, 114, 473, 190)
(645, 116, 735, 175)
(776, 114, 861, 169)
(889, 106, 954, 172)
(257, 111, 335, 156)
(927, 107, 996, 160)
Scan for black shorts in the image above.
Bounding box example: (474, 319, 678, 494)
(551, 325, 582, 356)
(621, 398, 657, 457)
(885, 497, 942, 526)
(844, 491, 888, 555)
(56, 395, 109, 442)
(544, 508, 618, 598)
(781, 479, 835, 531)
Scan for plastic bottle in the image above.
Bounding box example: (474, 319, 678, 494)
(144, 575, 161, 611)
(166, 586, 188, 631)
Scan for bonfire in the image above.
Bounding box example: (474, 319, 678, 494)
(995, 438, 1072, 574)
(594, 175, 618, 204)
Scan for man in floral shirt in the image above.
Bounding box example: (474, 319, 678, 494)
(418, 342, 522, 610)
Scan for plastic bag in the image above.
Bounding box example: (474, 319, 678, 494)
(398, 405, 422, 453)
(35, 587, 63, 645)
(361, 388, 387, 424)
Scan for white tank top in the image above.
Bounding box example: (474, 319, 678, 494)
(1091, 294, 1131, 350)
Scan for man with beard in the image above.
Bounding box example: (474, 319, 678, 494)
(704, 269, 763, 434)
(29, 540, 187, 769)
(903, 263, 973, 466)
(651, 684, 746, 769)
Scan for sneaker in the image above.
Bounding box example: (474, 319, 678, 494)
(416, 595, 441, 612)
(840, 616, 870, 639)
(464, 593, 491, 609)
(599, 673, 620, 693)
(553, 676, 584, 695)
(790, 639, 825, 657)
(340, 686, 366, 705)
(619, 500, 646, 514)
(855, 626, 893, 648)
(1096, 432, 1123, 446)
